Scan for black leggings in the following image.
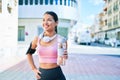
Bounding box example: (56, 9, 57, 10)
(38, 66, 66, 80)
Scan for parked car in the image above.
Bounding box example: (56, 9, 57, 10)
(104, 38, 110, 45)
(98, 38, 105, 44)
(115, 39, 120, 47)
(104, 38, 120, 47)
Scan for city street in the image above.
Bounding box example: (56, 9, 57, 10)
(0, 0, 120, 80)
(68, 41, 120, 55)
(0, 43, 120, 80)
(85, 42, 120, 48)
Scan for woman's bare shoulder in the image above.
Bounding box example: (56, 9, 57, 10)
(32, 36, 39, 47)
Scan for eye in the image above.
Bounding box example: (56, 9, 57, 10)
(42, 19, 45, 22)
(48, 19, 53, 21)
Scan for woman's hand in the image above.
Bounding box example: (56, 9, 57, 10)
(63, 50, 68, 59)
(33, 68, 41, 79)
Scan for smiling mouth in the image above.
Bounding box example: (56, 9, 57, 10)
(44, 25, 49, 28)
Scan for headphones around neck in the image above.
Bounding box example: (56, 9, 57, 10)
(39, 32, 57, 42)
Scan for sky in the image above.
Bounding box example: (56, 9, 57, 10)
(79, 0, 104, 26)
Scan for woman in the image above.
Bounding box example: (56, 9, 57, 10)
(26, 11, 68, 80)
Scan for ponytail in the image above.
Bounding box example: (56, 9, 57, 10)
(55, 26, 57, 33)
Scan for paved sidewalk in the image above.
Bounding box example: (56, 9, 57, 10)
(0, 45, 28, 73)
(0, 54, 120, 80)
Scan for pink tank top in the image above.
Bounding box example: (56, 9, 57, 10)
(36, 37, 58, 63)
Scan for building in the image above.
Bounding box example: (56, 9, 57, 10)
(18, 0, 80, 44)
(94, 0, 120, 45)
(103, 0, 120, 40)
(94, 12, 106, 43)
(0, 0, 2, 13)
(0, 0, 18, 62)
(0, 0, 18, 47)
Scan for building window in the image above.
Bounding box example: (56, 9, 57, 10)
(113, 15, 118, 26)
(37, 26, 43, 35)
(18, 26, 25, 41)
(108, 18, 112, 28)
(68, 0, 71, 6)
(50, 0, 53, 5)
(60, 0, 62, 5)
(0, 0, 2, 13)
(40, 0, 43, 5)
(19, 0, 23, 5)
(30, 0, 33, 5)
(25, 0, 28, 5)
(58, 27, 68, 37)
(113, 16, 115, 26)
(35, 0, 38, 5)
(119, 12, 120, 21)
(108, 6, 112, 15)
(113, 1, 119, 12)
(108, 0, 111, 3)
(105, 20, 107, 26)
(55, 0, 58, 5)
(64, 0, 66, 6)
(45, 0, 48, 5)
(74, 0, 77, 7)
(71, 0, 74, 7)
(115, 15, 118, 26)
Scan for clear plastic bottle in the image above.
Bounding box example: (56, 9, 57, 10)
(57, 37, 67, 66)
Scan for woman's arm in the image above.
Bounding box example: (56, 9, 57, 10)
(26, 36, 41, 79)
(27, 54, 37, 70)
(26, 36, 38, 69)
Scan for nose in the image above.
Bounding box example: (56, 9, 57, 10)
(43, 20, 48, 25)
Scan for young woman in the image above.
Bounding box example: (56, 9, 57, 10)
(26, 11, 68, 80)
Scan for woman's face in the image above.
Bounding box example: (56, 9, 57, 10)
(42, 14, 58, 32)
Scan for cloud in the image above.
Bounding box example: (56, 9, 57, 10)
(89, 0, 104, 5)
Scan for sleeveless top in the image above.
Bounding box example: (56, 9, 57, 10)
(36, 35, 58, 63)
(36, 34, 67, 63)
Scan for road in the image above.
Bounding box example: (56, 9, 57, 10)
(68, 42, 120, 55)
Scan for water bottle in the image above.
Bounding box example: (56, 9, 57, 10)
(57, 37, 66, 66)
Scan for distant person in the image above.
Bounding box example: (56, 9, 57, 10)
(26, 11, 68, 80)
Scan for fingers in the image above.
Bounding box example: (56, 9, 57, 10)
(57, 57, 63, 65)
(37, 69, 41, 74)
(36, 70, 41, 79)
(33, 68, 41, 79)
(63, 55, 68, 59)
(36, 73, 41, 79)
(63, 51, 68, 58)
